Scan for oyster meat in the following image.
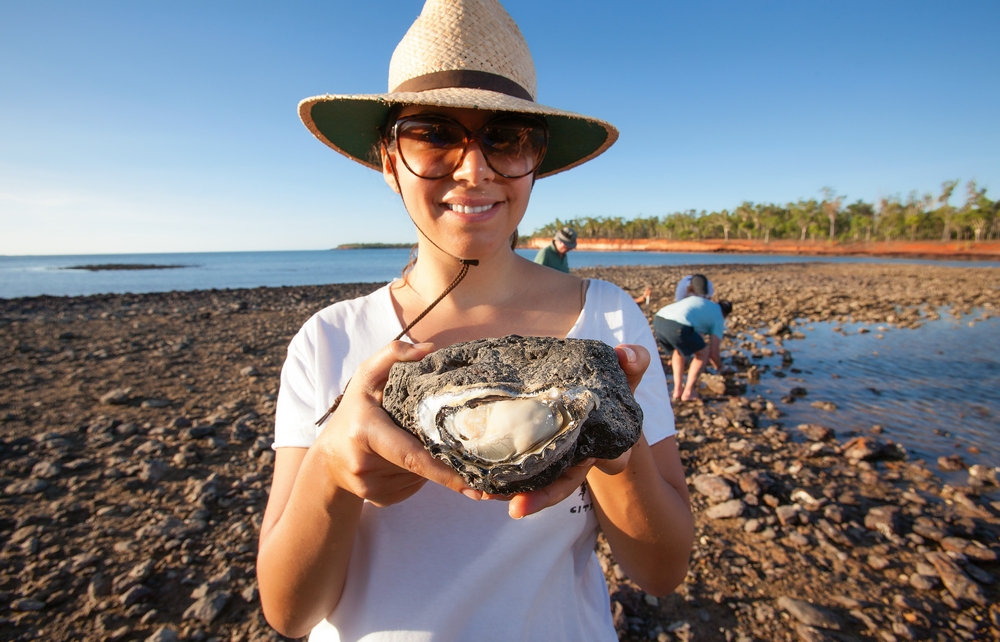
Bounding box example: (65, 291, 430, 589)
(382, 335, 643, 494)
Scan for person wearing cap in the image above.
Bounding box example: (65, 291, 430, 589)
(653, 275, 732, 401)
(675, 273, 715, 301)
(257, 1, 693, 640)
(534, 226, 577, 273)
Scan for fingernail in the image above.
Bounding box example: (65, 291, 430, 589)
(413, 342, 434, 350)
(508, 505, 523, 519)
(622, 346, 636, 363)
(462, 489, 481, 501)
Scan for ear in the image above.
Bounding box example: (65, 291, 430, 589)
(381, 146, 401, 194)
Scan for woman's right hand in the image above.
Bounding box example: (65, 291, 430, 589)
(312, 340, 483, 506)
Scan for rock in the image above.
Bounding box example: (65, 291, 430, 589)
(240, 366, 259, 377)
(908, 574, 938, 590)
(144, 626, 180, 642)
(120, 584, 154, 606)
(924, 552, 987, 606)
(699, 374, 727, 396)
(138, 460, 170, 483)
(768, 322, 789, 337)
(171, 417, 193, 429)
(383, 336, 643, 494)
(141, 398, 171, 409)
(777, 596, 843, 630)
(968, 464, 998, 485)
(705, 499, 745, 519)
(182, 591, 231, 625)
(810, 401, 837, 412)
(795, 624, 837, 642)
(30, 460, 62, 479)
(789, 387, 808, 397)
(88, 573, 112, 603)
(866, 554, 890, 570)
(963, 564, 995, 585)
(743, 518, 762, 533)
(864, 506, 900, 537)
(4, 479, 49, 495)
(100, 388, 130, 405)
(775, 504, 802, 526)
(797, 424, 833, 441)
(182, 426, 214, 440)
(10, 598, 45, 611)
(912, 521, 946, 541)
(938, 454, 967, 472)
(823, 505, 844, 524)
(692, 475, 734, 503)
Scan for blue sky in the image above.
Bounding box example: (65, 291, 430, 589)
(2, 0, 998, 255)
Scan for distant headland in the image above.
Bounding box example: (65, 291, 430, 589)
(333, 243, 414, 250)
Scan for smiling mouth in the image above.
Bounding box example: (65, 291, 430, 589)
(445, 203, 497, 214)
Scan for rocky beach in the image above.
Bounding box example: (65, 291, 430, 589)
(1, 263, 999, 641)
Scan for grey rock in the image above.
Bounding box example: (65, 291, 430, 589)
(777, 596, 843, 630)
(144, 626, 180, 642)
(88, 573, 112, 603)
(10, 598, 45, 611)
(4, 479, 49, 495)
(100, 388, 131, 405)
(810, 400, 837, 412)
(964, 564, 995, 585)
(968, 464, 998, 485)
(705, 499, 745, 519)
(138, 460, 170, 483)
(937, 454, 967, 472)
(775, 504, 802, 526)
(240, 365, 259, 377)
(383, 336, 643, 494)
(795, 624, 837, 642)
(31, 460, 62, 479)
(182, 591, 231, 625)
(866, 554, 890, 570)
(691, 474, 733, 503)
(120, 584, 154, 606)
(141, 398, 171, 409)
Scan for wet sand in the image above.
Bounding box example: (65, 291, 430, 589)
(1, 264, 998, 641)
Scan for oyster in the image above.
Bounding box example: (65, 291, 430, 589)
(382, 335, 643, 494)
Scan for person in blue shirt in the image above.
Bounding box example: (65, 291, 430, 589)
(652, 275, 732, 401)
(533, 226, 577, 273)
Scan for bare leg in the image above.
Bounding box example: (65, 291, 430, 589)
(671, 350, 685, 400)
(681, 346, 710, 401)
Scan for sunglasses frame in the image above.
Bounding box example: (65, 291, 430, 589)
(392, 113, 549, 180)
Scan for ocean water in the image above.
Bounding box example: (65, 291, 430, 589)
(745, 312, 999, 475)
(1, 249, 997, 299)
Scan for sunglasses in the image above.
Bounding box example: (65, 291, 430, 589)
(392, 114, 549, 180)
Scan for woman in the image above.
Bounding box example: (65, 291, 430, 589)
(257, 1, 693, 640)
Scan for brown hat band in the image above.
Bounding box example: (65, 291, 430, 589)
(392, 69, 534, 102)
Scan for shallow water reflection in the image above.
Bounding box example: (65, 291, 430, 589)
(744, 311, 999, 474)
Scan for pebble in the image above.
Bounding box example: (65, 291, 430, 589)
(182, 591, 231, 625)
(145, 626, 180, 642)
(691, 475, 733, 503)
(705, 499, 745, 520)
(776, 596, 843, 630)
(99, 388, 131, 405)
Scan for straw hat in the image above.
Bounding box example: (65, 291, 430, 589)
(299, 0, 618, 178)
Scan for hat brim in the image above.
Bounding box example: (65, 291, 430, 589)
(299, 88, 618, 179)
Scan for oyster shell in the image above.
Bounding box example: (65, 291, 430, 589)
(382, 335, 643, 494)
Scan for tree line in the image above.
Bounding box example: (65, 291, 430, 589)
(529, 180, 998, 243)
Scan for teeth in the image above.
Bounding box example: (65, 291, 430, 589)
(448, 203, 494, 214)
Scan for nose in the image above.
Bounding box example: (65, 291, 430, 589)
(451, 139, 494, 185)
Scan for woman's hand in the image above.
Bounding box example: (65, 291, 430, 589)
(503, 342, 651, 519)
(313, 340, 482, 506)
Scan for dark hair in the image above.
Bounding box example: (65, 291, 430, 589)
(689, 274, 710, 297)
(718, 299, 733, 318)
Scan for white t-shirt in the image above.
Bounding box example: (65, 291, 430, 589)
(274, 279, 675, 642)
(674, 275, 714, 302)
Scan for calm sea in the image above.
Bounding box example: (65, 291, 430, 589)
(1, 249, 997, 299)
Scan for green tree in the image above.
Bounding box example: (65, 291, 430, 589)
(938, 180, 959, 241)
(821, 187, 842, 240)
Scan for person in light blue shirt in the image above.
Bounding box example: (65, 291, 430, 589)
(652, 274, 732, 401)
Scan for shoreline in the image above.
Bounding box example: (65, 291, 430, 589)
(526, 237, 1000, 261)
(1, 263, 997, 640)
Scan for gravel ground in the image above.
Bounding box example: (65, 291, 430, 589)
(1, 263, 998, 641)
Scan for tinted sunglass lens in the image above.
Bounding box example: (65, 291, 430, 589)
(482, 119, 546, 177)
(398, 119, 466, 178)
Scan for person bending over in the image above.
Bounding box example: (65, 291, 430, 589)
(653, 275, 732, 401)
(675, 273, 714, 302)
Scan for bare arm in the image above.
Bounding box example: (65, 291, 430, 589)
(257, 342, 478, 638)
(587, 344, 694, 596)
(709, 334, 722, 370)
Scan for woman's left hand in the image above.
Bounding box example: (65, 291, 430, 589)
(501, 343, 650, 519)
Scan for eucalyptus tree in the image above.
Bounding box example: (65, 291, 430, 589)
(820, 187, 842, 240)
(938, 180, 959, 241)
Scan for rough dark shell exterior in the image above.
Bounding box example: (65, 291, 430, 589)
(382, 335, 643, 494)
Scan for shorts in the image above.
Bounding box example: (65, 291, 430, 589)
(653, 317, 707, 357)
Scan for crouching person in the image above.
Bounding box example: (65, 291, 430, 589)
(653, 275, 732, 401)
